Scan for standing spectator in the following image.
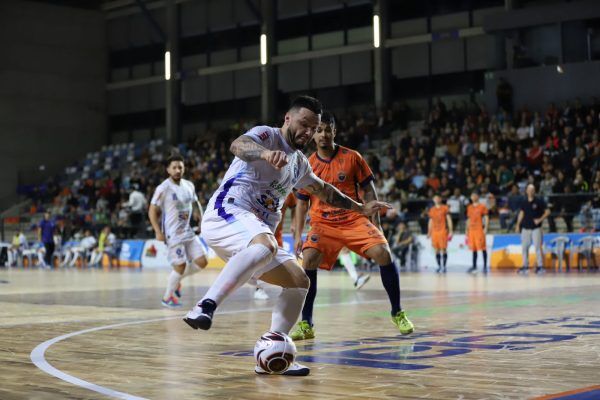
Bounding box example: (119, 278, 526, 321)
(123, 184, 147, 237)
(447, 188, 467, 230)
(38, 212, 56, 266)
(500, 185, 523, 232)
(391, 222, 414, 269)
(516, 184, 551, 274)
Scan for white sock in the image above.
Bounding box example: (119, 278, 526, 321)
(270, 287, 309, 334)
(340, 252, 359, 281)
(201, 244, 273, 305)
(182, 262, 202, 278)
(164, 270, 182, 300)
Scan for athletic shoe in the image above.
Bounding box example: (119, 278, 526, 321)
(254, 287, 269, 300)
(255, 362, 310, 376)
(535, 267, 545, 275)
(354, 274, 370, 290)
(392, 310, 414, 335)
(183, 299, 216, 330)
(290, 320, 315, 341)
(467, 267, 477, 275)
(442, 267, 447, 274)
(482, 267, 488, 275)
(435, 267, 442, 274)
(161, 296, 182, 309)
(517, 267, 529, 275)
(174, 283, 182, 298)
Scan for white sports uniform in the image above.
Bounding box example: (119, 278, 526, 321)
(201, 125, 313, 277)
(150, 178, 205, 266)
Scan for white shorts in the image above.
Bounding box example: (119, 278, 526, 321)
(201, 205, 296, 278)
(168, 236, 206, 266)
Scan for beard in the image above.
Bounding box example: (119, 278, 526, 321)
(287, 126, 306, 151)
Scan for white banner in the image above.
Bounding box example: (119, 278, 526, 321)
(416, 234, 494, 271)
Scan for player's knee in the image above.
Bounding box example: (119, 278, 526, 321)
(370, 245, 392, 265)
(295, 269, 310, 289)
(301, 249, 321, 270)
(250, 234, 278, 257)
(194, 256, 208, 269)
(173, 263, 186, 274)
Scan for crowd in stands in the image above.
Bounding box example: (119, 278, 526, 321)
(14, 96, 600, 246)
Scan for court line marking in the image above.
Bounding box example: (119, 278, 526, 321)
(30, 297, 401, 400)
(30, 291, 485, 399)
(532, 385, 600, 400)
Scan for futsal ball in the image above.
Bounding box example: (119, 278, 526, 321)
(254, 331, 297, 373)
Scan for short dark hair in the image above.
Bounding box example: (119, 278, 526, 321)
(166, 153, 184, 167)
(321, 110, 336, 129)
(289, 95, 322, 116)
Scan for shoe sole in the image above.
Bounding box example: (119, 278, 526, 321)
(183, 315, 212, 330)
(355, 276, 370, 290)
(255, 368, 310, 376)
(161, 302, 182, 309)
(400, 327, 414, 335)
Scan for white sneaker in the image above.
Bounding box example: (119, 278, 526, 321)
(255, 362, 310, 376)
(354, 274, 370, 290)
(254, 287, 269, 300)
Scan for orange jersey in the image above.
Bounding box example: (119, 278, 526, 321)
(467, 203, 488, 231)
(428, 205, 449, 232)
(297, 145, 374, 224)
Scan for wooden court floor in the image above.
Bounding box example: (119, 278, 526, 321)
(1, 267, 599, 400)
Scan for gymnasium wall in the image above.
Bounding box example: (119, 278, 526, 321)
(484, 60, 600, 112)
(0, 0, 106, 208)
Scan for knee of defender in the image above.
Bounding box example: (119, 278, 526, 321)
(370, 245, 392, 265)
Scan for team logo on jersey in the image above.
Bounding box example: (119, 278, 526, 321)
(257, 194, 280, 212)
(342, 149, 348, 154)
(258, 131, 269, 141)
(310, 234, 319, 243)
(338, 172, 346, 182)
(172, 193, 178, 201)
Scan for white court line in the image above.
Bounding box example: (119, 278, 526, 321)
(30, 293, 471, 399)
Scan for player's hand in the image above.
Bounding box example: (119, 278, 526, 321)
(534, 218, 542, 226)
(262, 150, 289, 170)
(360, 200, 392, 217)
(293, 235, 304, 258)
(448, 232, 453, 240)
(155, 231, 166, 243)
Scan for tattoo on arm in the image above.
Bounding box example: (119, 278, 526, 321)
(305, 181, 357, 211)
(230, 136, 266, 162)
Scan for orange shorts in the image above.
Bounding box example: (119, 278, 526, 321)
(302, 216, 388, 270)
(467, 229, 486, 251)
(431, 230, 449, 250)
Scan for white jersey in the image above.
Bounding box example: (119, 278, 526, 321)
(80, 236, 97, 250)
(151, 178, 198, 246)
(207, 126, 313, 230)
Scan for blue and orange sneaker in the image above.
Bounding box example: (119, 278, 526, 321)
(161, 296, 182, 309)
